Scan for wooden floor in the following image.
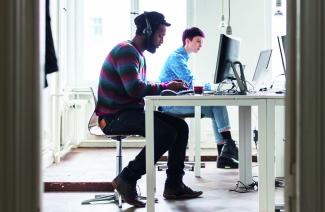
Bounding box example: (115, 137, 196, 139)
(42, 148, 284, 212)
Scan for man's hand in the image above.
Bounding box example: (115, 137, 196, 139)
(166, 80, 188, 91)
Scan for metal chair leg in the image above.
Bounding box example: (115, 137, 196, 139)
(81, 137, 123, 208)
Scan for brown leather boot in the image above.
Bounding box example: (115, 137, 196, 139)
(112, 176, 146, 207)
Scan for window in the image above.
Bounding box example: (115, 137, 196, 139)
(77, 0, 131, 87)
(63, 0, 187, 86)
(139, 0, 187, 81)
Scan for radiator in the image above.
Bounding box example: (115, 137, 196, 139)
(61, 99, 92, 147)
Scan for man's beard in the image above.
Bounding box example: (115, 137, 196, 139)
(146, 37, 157, 53)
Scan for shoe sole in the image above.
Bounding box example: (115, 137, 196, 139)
(217, 156, 238, 169)
(163, 191, 203, 200)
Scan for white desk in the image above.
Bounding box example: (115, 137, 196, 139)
(144, 94, 284, 212)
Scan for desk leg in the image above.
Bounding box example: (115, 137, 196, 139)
(194, 106, 201, 177)
(266, 100, 276, 211)
(238, 106, 253, 185)
(145, 100, 155, 212)
(258, 100, 275, 212)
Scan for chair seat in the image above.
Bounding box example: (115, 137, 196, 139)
(89, 126, 135, 140)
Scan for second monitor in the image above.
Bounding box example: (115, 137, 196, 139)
(214, 34, 247, 94)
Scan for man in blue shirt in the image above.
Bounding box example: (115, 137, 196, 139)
(159, 27, 238, 169)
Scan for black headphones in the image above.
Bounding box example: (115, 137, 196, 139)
(142, 12, 152, 39)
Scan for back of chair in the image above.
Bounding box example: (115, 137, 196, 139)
(88, 87, 105, 136)
(88, 87, 141, 138)
(88, 111, 105, 136)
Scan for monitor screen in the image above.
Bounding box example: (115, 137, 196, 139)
(281, 35, 287, 58)
(277, 35, 287, 73)
(252, 49, 272, 83)
(214, 34, 240, 84)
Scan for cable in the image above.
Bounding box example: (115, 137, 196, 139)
(229, 180, 258, 193)
(269, 73, 285, 90)
(253, 129, 258, 151)
(245, 80, 255, 92)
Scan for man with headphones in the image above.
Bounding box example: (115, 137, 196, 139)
(95, 11, 203, 208)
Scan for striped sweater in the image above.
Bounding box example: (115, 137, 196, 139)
(95, 40, 167, 116)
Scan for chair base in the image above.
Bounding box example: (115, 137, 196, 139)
(82, 192, 159, 207)
(81, 191, 122, 208)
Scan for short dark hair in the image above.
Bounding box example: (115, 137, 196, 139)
(182, 27, 205, 46)
(134, 11, 171, 36)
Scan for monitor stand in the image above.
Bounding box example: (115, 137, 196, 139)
(229, 61, 248, 94)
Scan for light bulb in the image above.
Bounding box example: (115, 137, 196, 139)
(219, 14, 226, 29)
(226, 25, 232, 35)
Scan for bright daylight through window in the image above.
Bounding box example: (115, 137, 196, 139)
(78, 0, 186, 86)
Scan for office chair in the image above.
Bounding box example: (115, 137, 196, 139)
(81, 88, 148, 207)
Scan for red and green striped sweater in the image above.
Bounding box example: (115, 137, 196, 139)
(95, 40, 167, 116)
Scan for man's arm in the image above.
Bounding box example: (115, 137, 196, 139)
(167, 54, 194, 88)
(115, 49, 166, 98)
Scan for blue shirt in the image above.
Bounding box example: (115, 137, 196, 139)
(159, 46, 194, 89)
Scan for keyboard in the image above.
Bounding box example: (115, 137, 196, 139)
(161, 89, 194, 96)
(177, 89, 194, 95)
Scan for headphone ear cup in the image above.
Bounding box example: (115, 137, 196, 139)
(142, 28, 152, 38)
(142, 15, 152, 39)
(144, 29, 152, 39)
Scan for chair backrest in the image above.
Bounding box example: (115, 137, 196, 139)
(88, 111, 106, 136)
(87, 87, 106, 136)
(87, 87, 131, 139)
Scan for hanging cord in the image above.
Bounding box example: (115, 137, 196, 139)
(228, 0, 231, 27)
(220, 0, 225, 27)
(222, 0, 224, 15)
(226, 0, 232, 35)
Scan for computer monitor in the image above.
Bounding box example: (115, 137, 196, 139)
(277, 35, 287, 74)
(214, 34, 247, 94)
(252, 49, 272, 83)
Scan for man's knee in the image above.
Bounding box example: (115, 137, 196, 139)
(177, 118, 189, 135)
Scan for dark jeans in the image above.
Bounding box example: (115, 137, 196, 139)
(101, 109, 189, 186)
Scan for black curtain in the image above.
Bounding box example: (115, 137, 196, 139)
(45, 0, 58, 87)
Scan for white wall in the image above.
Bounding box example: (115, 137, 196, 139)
(187, 0, 272, 143)
(191, 0, 272, 83)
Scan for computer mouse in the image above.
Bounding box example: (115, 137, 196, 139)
(160, 89, 177, 96)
